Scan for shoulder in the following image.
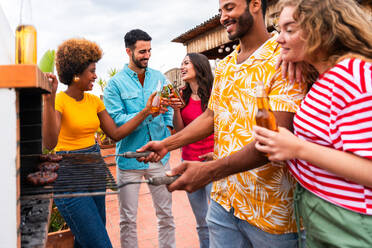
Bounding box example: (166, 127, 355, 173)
(147, 67, 165, 78)
(55, 91, 66, 102)
(215, 54, 232, 76)
(317, 58, 371, 108)
(326, 58, 371, 93)
(84, 93, 102, 103)
(108, 69, 125, 85)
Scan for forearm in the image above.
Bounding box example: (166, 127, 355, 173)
(206, 142, 269, 182)
(112, 109, 150, 140)
(100, 107, 151, 141)
(172, 109, 184, 132)
(205, 111, 293, 180)
(297, 140, 372, 188)
(162, 109, 214, 151)
(42, 94, 59, 150)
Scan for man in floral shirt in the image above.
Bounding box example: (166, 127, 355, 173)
(138, 0, 307, 247)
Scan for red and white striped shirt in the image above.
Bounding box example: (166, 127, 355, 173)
(289, 58, 372, 215)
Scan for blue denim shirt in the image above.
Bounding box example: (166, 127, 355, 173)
(103, 64, 173, 170)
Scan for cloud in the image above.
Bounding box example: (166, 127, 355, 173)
(0, 0, 219, 95)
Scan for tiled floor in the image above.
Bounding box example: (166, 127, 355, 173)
(101, 148, 199, 248)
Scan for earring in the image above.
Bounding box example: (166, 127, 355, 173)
(73, 76, 80, 83)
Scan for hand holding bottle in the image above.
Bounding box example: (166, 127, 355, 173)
(151, 80, 162, 113)
(255, 81, 278, 131)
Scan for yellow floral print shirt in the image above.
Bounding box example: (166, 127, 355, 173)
(208, 33, 307, 234)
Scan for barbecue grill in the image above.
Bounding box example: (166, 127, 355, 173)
(0, 65, 176, 247)
(0, 65, 118, 248)
(21, 153, 118, 198)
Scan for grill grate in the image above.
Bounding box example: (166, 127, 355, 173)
(21, 153, 118, 197)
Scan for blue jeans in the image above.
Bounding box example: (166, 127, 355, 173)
(187, 183, 212, 248)
(55, 144, 112, 248)
(206, 200, 299, 248)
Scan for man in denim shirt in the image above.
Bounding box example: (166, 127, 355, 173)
(103, 29, 175, 248)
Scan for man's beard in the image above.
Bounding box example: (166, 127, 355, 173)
(227, 7, 254, 40)
(132, 53, 148, 69)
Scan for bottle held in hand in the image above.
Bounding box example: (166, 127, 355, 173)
(151, 80, 162, 113)
(255, 81, 278, 131)
(151, 92, 161, 113)
(167, 81, 185, 108)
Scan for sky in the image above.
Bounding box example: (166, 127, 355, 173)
(0, 0, 219, 95)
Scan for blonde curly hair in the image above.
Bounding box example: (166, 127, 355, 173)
(56, 38, 102, 85)
(279, 0, 372, 65)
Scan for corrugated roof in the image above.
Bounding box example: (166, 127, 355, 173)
(172, 14, 221, 43)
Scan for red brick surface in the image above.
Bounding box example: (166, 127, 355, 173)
(102, 148, 199, 248)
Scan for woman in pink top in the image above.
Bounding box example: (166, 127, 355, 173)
(170, 53, 214, 248)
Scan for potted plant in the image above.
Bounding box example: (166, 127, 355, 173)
(46, 203, 74, 248)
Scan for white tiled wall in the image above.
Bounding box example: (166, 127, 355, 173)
(0, 4, 17, 248)
(0, 4, 14, 64)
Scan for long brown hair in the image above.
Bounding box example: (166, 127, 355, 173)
(182, 53, 214, 111)
(280, 0, 372, 65)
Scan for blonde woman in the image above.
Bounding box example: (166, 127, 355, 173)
(254, 0, 372, 247)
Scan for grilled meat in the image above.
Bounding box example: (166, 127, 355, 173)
(39, 154, 63, 162)
(37, 162, 60, 172)
(27, 171, 58, 185)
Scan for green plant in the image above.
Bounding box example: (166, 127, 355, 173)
(97, 77, 107, 94)
(97, 68, 118, 95)
(38, 49, 55, 73)
(49, 203, 68, 232)
(108, 68, 118, 77)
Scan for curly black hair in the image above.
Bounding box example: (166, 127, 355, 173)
(55, 38, 102, 85)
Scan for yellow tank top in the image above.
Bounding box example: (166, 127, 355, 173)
(54, 92, 105, 151)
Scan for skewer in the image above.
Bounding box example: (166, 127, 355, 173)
(21, 175, 181, 199)
(103, 151, 151, 158)
(117, 175, 181, 188)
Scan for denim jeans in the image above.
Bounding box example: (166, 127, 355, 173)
(55, 143, 112, 248)
(187, 182, 212, 248)
(206, 200, 299, 248)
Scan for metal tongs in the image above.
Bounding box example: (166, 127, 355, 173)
(103, 151, 151, 159)
(117, 175, 180, 188)
(103, 151, 181, 187)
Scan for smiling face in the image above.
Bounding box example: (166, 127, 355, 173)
(77, 63, 97, 91)
(219, 0, 254, 40)
(180, 56, 196, 82)
(277, 6, 307, 63)
(128, 40, 151, 69)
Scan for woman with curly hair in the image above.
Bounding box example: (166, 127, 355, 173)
(169, 53, 214, 248)
(43, 38, 156, 248)
(253, 0, 372, 247)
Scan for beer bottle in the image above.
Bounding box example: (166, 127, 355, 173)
(255, 81, 278, 131)
(151, 80, 162, 113)
(167, 80, 185, 108)
(16, 0, 37, 64)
